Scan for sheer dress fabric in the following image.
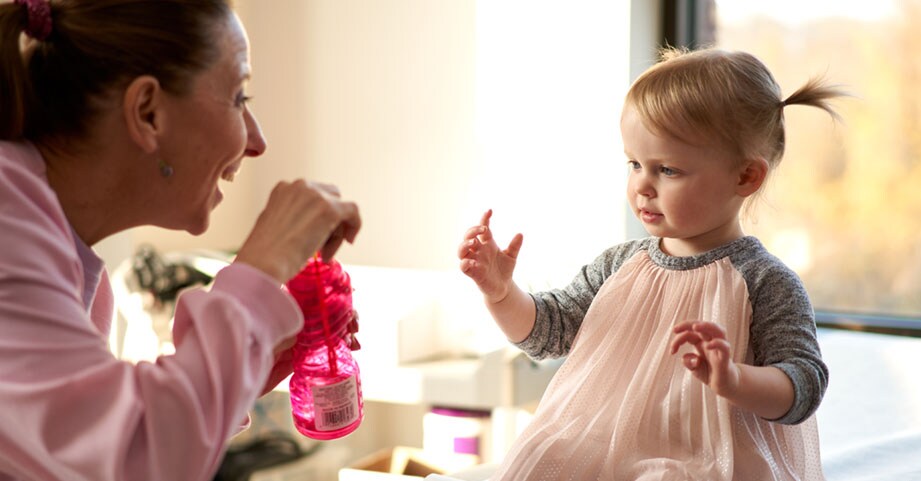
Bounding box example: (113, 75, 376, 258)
(492, 252, 823, 481)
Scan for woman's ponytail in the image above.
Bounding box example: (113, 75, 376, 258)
(0, 3, 33, 140)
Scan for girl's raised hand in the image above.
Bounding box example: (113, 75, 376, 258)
(457, 209, 523, 304)
(670, 321, 741, 398)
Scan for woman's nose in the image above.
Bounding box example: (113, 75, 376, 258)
(243, 107, 267, 157)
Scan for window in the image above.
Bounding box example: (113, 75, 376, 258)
(710, 0, 921, 324)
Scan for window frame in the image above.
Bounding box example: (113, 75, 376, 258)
(659, 0, 921, 335)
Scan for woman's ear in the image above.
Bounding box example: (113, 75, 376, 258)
(122, 75, 163, 154)
(736, 158, 769, 197)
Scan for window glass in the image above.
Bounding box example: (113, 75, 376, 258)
(714, 0, 921, 318)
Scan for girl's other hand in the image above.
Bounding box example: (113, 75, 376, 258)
(457, 209, 523, 304)
(670, 321, 741, 398)
(236, 180, 361, 284)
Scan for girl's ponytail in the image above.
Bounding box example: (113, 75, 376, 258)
(781, 76, 847, 122)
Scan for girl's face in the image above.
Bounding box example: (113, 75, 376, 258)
(155, 12, 266, 235)
(621, 105, 750, 257)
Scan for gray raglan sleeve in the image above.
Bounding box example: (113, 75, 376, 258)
(746, 261, 829, 425)
(514, 241, 644, 360)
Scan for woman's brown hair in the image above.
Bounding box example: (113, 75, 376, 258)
(0, 0, 233, 141)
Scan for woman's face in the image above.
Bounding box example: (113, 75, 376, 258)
(156, 12, 266, 235)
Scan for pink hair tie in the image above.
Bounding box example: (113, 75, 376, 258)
(14, 0, 53, 42)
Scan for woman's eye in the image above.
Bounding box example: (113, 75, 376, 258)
(235, 93, 252, 107)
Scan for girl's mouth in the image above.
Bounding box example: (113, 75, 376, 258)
(640, 209, 663, 223)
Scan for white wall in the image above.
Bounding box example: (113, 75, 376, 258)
(98, 1, 657, 286)
(90, 0, 662, 474)
(235, 0, 479, 272)
(471, 1, 633, 288)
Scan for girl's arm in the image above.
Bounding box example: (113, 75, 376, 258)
(483, 281, 537, 343)
(671, 321, 795, 420)
(458, 210, 534, 342)
(732, 364, 795, 420)
(677, 246, 828, 424)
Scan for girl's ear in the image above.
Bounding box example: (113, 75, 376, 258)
(122, 75, 164, 154)
(737, 158, 769, 197)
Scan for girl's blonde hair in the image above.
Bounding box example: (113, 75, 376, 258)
(626, 47, 845, 172)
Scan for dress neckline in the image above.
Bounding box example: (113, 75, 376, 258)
(645, 236, 763, 271)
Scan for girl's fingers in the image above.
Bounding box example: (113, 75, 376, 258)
(476, 210, 495, 243)
(504, 233, 524, 259)
(459, 258, 478, 275)
(705, 339, 734, 392)
(674, 322, 735, 391)
(692, 322, 728, 340)
(479, 209, 493, 227)
(463, 225, 487, 241)
(706, 339, 732, 364)
(670, 330, 702, 354)
(682, 353, 700, 370)
(457, 238, 477, 259)
(477, 225, 494, 243)
(672, 321, 696, 334)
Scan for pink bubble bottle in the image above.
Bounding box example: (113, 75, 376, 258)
(285, 256, 363, 440)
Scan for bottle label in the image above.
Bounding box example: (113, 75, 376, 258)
(311, 375, 359, 431)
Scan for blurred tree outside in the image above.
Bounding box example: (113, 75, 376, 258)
(715, 1, 921, 317)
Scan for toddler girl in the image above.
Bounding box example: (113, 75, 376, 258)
(458, 48, 843, 480)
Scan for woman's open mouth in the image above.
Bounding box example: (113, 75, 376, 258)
(220, 162, 242, 182)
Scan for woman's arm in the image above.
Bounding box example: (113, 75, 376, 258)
(0, 157, 300, 481)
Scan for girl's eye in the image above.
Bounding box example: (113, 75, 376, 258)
(627, 160, 641, 170)
(660, 166, 677, 176)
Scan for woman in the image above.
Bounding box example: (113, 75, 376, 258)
(0, 1, 361, 480)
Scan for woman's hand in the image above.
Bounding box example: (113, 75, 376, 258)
(670, 321, 741, 398)
(259, 334, 297, 397)
(259, 309, 360, 396)
(457, 209, 523, 304)
(236, 180, 361, 284)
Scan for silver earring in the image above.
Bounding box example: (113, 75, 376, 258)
(158, 159, 174, 178)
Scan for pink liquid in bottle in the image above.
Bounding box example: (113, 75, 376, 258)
(285, 257, 363, 440)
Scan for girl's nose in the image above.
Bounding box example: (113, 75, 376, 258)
(632, 172, 656, 198)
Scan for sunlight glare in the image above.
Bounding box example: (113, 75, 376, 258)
(716, 0, 897, 25)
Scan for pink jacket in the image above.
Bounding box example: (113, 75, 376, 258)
(0, 141, 303, 481)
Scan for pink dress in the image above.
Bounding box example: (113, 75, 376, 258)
(494, 241, 825, 480)
(0, 141, 303, 481)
